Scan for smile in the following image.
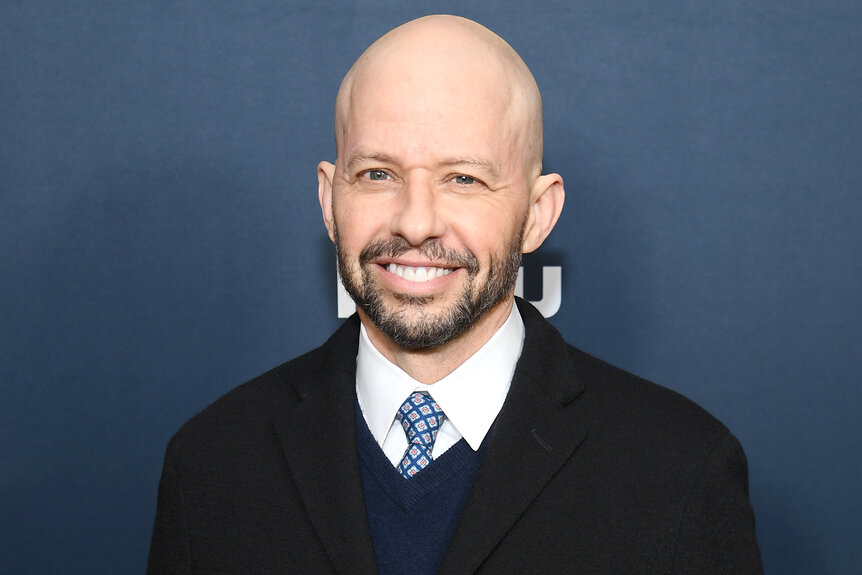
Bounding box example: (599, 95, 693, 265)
(386, 263, 454, 283)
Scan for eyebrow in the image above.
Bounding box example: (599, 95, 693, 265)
(345, 152, 501, 181)
(439, 156, 501, 180)
(344, 153, 398, 174)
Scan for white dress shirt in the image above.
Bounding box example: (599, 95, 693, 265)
(356, 303, 525, 467)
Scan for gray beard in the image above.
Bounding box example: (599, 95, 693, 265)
(335, 229, 523, 350)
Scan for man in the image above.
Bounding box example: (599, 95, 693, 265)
(148, 15, 762, 574)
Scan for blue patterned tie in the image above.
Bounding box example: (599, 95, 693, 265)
(395, 392, 446, 479)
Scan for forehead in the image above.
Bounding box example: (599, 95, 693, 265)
(340, 55, 523, 171)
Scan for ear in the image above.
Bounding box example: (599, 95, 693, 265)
(521, 173, 565, 254)
(317, 161, 336, 243)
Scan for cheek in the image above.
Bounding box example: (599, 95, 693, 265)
(333, 196, 388, 247)
(449, 203, 527, 254)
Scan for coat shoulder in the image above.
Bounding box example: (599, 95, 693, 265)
(164, 316, 360, 459)
(568, 342, 730, 441)
(517, 298, 731, 449)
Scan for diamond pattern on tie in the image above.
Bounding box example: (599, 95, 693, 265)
(395, 392, 446, 479)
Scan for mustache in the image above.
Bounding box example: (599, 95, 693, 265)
(359, 237, 479, 274)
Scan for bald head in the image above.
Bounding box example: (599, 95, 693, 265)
(334, 15, 544, 175)
(317, 15, 565, 363)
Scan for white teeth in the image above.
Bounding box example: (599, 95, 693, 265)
(386, 263, 454, 282)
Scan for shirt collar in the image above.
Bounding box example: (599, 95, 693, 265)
(356, 303, 525, 451)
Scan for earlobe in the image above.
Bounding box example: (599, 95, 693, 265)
(317, 161, 337, 243)
(521, 173, 565, 254)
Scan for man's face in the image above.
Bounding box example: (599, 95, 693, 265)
(321, 54, 534, 350)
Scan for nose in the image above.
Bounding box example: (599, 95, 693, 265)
(389, 176, 446, 246)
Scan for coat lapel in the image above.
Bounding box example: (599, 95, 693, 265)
(438, 300, 588, 575)
(273, 317, 379, 575)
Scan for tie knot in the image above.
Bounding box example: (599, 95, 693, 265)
(396, 392, 446, 447)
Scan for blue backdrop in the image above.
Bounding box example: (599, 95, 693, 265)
(2, 2, 859, 573)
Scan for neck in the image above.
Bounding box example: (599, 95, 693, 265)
(359, 298, 515, 384)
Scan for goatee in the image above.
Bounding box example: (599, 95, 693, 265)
(335, 229, 523, 350)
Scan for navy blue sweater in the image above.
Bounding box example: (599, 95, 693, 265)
(355, 401, 487, 575)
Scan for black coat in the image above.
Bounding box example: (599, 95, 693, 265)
(148, 299, 762, 574)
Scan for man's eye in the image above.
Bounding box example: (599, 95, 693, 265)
(453, 175, 475, 185)
(365, 170, 390, 181)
